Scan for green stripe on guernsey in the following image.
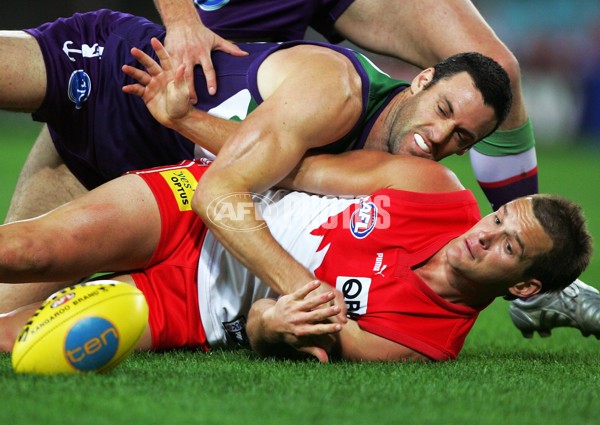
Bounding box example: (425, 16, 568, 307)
(316, 52, 409, 153)
(353, 52, 409, 122)
(230, 98, 259, 122)
(474, 119, 536, 156)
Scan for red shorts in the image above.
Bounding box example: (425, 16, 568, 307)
(129, 160, 211, 351)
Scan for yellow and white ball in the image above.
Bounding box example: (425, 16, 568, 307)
(12, 280, 148, 375)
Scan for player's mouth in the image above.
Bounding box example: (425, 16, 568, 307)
(464, 238, 475, 260)
(414, 133, 431, 154)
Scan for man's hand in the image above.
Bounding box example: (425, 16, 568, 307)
(122, 38, 193, 128)
(163, 21, 248, 101)
(253, 281, 345, 362)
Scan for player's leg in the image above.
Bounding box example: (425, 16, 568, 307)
(0, 30, 46, 111)
(0, 31, 86, 310)
(0, 173, 161, 309)
(337, 0, 526, 128)
(509, 279, 600, 339)
(1, 30, 86, 223)
(0, 301, 44, 352)
(0, 128, 88, 310)
(4, 125, 88, 223)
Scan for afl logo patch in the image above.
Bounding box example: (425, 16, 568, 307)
(195, 0, 230, 11)
(68, 70, 92, 109)
(350, 198, 378, 239)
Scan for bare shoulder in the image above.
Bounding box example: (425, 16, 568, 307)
(376, 154, 465, 193)
(258, 43, 361, 96)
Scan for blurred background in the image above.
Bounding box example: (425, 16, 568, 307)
(0, 0, 599, 146)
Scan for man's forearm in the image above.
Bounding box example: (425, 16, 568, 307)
(247, 298, 283, 356)
(172, 108, 239, 157)
(196, 189, 316, 295)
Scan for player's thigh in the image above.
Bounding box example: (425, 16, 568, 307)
(16, 173, 162, 276)
(0, 30, 46, 111)
(398, 0, 511, 64)
(348, 0, 508, 68)
(4, 125, 88, 223)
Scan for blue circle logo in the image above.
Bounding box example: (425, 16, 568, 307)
(64, 317, 120, 371)
(67, 70, 92, 110)
(194, 0, 230, 11)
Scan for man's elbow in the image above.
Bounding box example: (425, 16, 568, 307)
(191, 186, 209, 221)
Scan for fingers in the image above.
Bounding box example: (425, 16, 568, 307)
(293, 280, 348, 324)
(208, 37, 248, 95)
(121, 83, 145, 97)
(199, 58, 217, 96)
(299, 346, 330, 363)
(150, 38, 174, 72)
(122, 64, 151, 86)
(292, 280, 324, 300)
(184, 62, 199, 103)
(332, 290, 348, 324)
(174, 64, 188, 93)
(215, 37, 249, 58)
(299, 306, 342, 330)
(128, 47, 163, 77)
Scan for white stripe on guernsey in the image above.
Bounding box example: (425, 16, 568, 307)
(197, 189, 358, 348)
(469, 147, 538, 183)
(133, 160, 198, 174)
(193, 89, 253, 161)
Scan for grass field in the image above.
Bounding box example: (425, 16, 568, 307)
(0, 111, 600, 425)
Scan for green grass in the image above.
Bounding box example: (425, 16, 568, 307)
(1, 111, 600, 424)
(0, 112, 42, 219)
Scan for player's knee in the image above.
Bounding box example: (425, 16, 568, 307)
(1, 229, 54, 275)
(490, 48, 521, 87)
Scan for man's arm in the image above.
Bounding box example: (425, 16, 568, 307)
(191, 44, 363, 298)
(282, 151, 464, 196)
(124, 40, 363, 316)
(153, 0, 248, 99)
(247, 284, 430, 363)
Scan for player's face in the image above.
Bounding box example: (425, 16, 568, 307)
(445, 198, 553, 291)
(390, 71, 497, 161)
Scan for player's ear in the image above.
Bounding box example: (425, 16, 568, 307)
(410, 67, 435, 94)
(508, 279, 542, 299)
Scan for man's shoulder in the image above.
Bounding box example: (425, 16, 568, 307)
(378, 155, 464, 194)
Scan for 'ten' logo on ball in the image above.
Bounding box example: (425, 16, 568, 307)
(64, 317, 120, 371)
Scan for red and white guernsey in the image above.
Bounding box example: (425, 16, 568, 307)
(198, 185, 485, 360)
